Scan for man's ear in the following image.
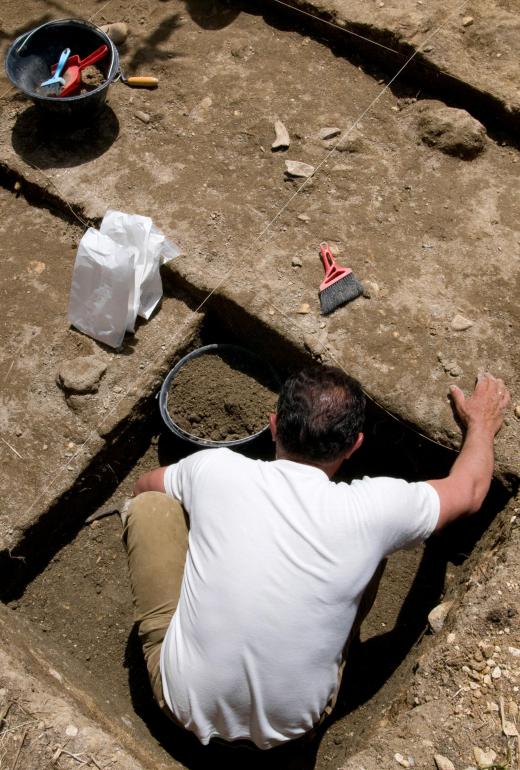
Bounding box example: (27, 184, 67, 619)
(269, 413, 277, 442)
(344, 432, 364, 460)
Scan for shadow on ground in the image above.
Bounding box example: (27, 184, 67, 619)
(11, 104, 119, 169)
(180, 0, 241, 30)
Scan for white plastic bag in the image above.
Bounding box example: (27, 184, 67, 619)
(67, 228, 137, 349)
(100, 210, 180, 331)
(67, 211, 180, 349)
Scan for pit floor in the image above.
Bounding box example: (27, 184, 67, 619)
(9, 403, 509, 769)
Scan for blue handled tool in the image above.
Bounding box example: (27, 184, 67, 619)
(41, 47, 70, 94)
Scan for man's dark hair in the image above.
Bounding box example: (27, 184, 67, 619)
(275, 366, 365, 462)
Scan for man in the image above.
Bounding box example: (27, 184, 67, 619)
(124, 366, 510, 749)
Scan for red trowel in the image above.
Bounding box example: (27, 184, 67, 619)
(52, 44, 109, 97)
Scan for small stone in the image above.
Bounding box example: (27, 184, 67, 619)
(49, 668, 63, 683)
(447, 632, 456, 644)
(297, 303, 311, 314)
(99, 22, 129, 44)
(319, 126, 341, 140)
(422, 44, 433, 52)
(449, 363, 463, 377)
(135, 110, 150, 124)
(297, 213, 310, 222)
(502, 719, 519, 737)
(57, 356, 107, 394)
(272, 120, 290, 151)
(462, 16, 474, 27)
(514, 405, 520, 419)
(416, 101, 487, 159)
(508, 646, 520, 657)
(491, 666, 501, 679)
(394, 753, 410, 768)
(363, 280, 380, 299)
(434, 754, 455, 770)
(483, 674, 492, 686)
(473, 747, 496, 768)
(14, 180, 21, 192)
(65, 724, 78, 737)
(292, 256, 303, 267)
(285, 160, 315, 179)
(451, 314, 474, 331)
(428, 600, 453, 632)
(335, 128, 364, 153)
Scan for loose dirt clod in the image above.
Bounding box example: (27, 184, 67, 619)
(168, 350, 278, 442)
(80, 65, 104, 89)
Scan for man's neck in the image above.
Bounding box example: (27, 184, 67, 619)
(275, 448, 342, 479)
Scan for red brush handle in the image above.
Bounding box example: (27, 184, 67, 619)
(319, 243, 352, 290)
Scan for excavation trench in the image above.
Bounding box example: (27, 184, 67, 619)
(0, 3, 517, 767)
(1, 308, 512, 770)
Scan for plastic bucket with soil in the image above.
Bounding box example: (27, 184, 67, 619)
(159, 344, 280, 447)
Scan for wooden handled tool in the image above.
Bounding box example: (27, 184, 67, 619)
(120, 73, 158, 88)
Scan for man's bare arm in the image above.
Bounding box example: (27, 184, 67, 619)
(133, 466, 168, 496)
(427, 373, 510, 531)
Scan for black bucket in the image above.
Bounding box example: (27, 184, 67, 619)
(159, 344, 280, 448)
(5, 19, 119, 120)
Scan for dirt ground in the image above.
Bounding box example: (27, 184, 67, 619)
(0, 1, 519, 769)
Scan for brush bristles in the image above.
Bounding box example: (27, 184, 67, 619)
(319, 273, 363, 315)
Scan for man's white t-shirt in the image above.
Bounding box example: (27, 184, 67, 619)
(160, 448, 439, 749)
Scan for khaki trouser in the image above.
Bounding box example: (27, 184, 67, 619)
(124, 491, 385, 725)
(123, 492, 189, 709)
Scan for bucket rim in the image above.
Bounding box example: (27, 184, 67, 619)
(5, 18, 119, 103)
(159, 343, 280, 448)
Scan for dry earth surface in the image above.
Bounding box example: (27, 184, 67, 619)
(0, 1, 519, 769)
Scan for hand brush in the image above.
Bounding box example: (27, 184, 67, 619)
(318, 242, 363, 315)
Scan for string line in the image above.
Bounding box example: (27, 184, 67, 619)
(9, 0, 466, 521)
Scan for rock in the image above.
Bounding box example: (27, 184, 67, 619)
(292, 256, 303, 267)
(285, 160, 315, 179)
(441, 361, 462, 377)
(335, 128, 364, 153)
(514, 405, 520, 419)
(65, 724, 79, 737)
(135, 110, 150, 124)
(502, 719, 519, 737)
(416, 102, 487, 159)
(491, 665, 501, 679)
(99, 22, 129, 45)
(451, 314, 474, 331)
(394, 753, 410, 768)
(434, 755, 455, 770)
(473, 747, 496, 768)
(57, 356, 107, 395)
(297, 213, 310, 222)
(297, 303, 311, 314)
(447, 632, 456, 644)
(428, 600, 453, 632)
(462, 16, 474, 27)
(272, 120, 290, 151)
(363, 280, 380, 299)
(508, 646, 520, 657)
(319, 126, 341, 140)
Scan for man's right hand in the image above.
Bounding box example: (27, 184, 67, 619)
(427, 373, 510, 531)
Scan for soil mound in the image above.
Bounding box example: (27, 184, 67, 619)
(168, 348, 278, 443)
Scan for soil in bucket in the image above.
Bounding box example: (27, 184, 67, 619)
(168, 348, 278, 442)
